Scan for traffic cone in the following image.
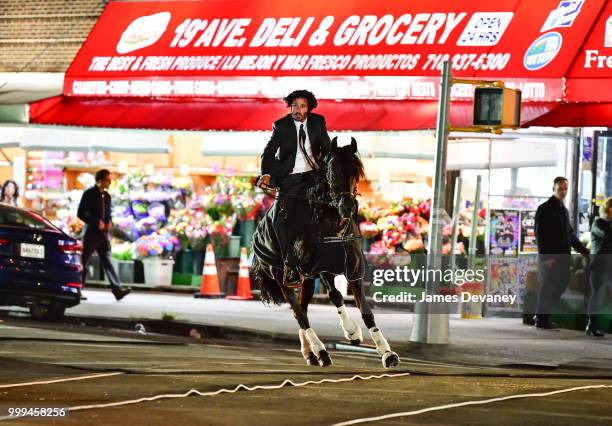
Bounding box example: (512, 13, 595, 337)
(227, 247, 253, 300)
(194, 244, 225, 298)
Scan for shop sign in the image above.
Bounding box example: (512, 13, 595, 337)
(523, 32, 562, 71)
(64, 0, 607, 97)
(540, 1, 585, 32)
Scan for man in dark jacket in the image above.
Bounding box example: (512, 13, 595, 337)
(534, 176, 589, 328)
(256, 90, 331, 284)
(77, 169, 131, 301)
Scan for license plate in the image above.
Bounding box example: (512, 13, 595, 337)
(21, 243, 45, 259)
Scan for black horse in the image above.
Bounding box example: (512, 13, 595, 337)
(251, 137, 400, 369)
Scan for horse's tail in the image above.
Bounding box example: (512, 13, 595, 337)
(250, 256, 285, 305)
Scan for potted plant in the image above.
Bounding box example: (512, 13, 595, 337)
(111, 241, 136, 284)
(133, 231, 180, 286)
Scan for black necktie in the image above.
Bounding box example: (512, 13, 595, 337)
(299, 124, 316, 169)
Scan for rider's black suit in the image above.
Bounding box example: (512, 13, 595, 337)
(259, 112, 331, 278)
(261, 112, 331, 187)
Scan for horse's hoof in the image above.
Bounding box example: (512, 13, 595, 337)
(304, 352, 319, 366)
(344, 327, 363, 345)
(318, 350, 333, 367)
(382, 351, 400, 369)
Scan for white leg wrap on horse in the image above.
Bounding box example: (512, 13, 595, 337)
(337, 305, 363, 342)
(369, 327, 391, 356)
(304, 328, 326, 355)
(298, 329, 312, 359)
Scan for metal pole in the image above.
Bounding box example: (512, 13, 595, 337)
(410, 61, 451, 344)
(468, 175, 482, 271)
(449, 176, 462, 275)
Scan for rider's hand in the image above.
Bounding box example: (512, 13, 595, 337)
(543, 259, 555, 268)
(257, 174, 271, 189)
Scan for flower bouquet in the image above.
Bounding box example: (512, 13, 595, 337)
(133, 230, 180, 260)
(359, 221, 379, 239)
(232, 193, 260, 220)
(403, 237, 425, 254)
(207, 215, 237, 257)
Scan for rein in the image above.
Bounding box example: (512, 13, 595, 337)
(258, 182, 362, 244)
(259, 183, 360, 209)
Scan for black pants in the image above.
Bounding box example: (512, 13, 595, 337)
(535, 254, 570, 322)
(82, 232, 121, 289)
(273, 171, 316, 268)
(588, 270, 612, 317)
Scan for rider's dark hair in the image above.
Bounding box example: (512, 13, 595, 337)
(283, 90, 318, 111)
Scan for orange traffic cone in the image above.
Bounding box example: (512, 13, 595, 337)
(194, 244, 225, 298)
(227, 247, 253, 300)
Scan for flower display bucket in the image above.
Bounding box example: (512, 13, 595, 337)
(229, 236, 242, 257)
(110, 259, 135, 284)
(240, 219, 255, 249)
(85, 254, 102, 281)
(142, 258, 175, 286)
(213, 243, 228, 259)
(192, 250, 205, 275)
(174, 249, 194, 274)
(362, 238, 372, 253)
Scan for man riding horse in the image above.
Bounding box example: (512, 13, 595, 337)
(252, 90, 400, 369)
(256, 89, 331, 285)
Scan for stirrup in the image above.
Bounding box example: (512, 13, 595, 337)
(284, 265, 301, 288)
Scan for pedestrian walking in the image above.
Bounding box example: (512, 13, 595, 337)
(77, 169, 131, 301)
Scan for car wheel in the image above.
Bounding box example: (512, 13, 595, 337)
(29, 302, 66, 322)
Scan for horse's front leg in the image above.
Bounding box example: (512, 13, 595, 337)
(351, 279, 400, 369)
(320, 272, 363, 345)
(280, 283, 332, 367)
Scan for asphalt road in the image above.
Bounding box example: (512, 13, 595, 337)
(0, 319, 611, 426)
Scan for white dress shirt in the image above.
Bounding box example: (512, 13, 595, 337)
(291, 118, 313, 174)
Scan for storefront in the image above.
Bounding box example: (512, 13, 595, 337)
(0, 0, 610, 316)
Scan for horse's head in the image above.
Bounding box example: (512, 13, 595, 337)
(324, 136, 365, 221)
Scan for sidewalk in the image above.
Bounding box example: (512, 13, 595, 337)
(56, 288, 612, 370)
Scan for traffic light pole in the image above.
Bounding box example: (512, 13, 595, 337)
(410, 61, 451, 344)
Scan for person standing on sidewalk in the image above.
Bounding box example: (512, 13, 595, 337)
(1, 180, 20, 206)
(586, 197, 612, 337)
(77, 169, 131, 301)
(534, 176, 589, 329)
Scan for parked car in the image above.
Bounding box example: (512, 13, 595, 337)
(0, 202, 82, 321)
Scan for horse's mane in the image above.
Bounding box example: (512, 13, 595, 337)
(309, 144, 365, 204)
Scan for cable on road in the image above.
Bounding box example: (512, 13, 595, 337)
(65, 372, 412, 413)
(330, 383, 612, 426)
(0, 372, 124, 390)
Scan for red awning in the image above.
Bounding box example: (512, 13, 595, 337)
(28, 0, 612, 129)
(528, 102, 612, 127)
(29, 96, 559, 131)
